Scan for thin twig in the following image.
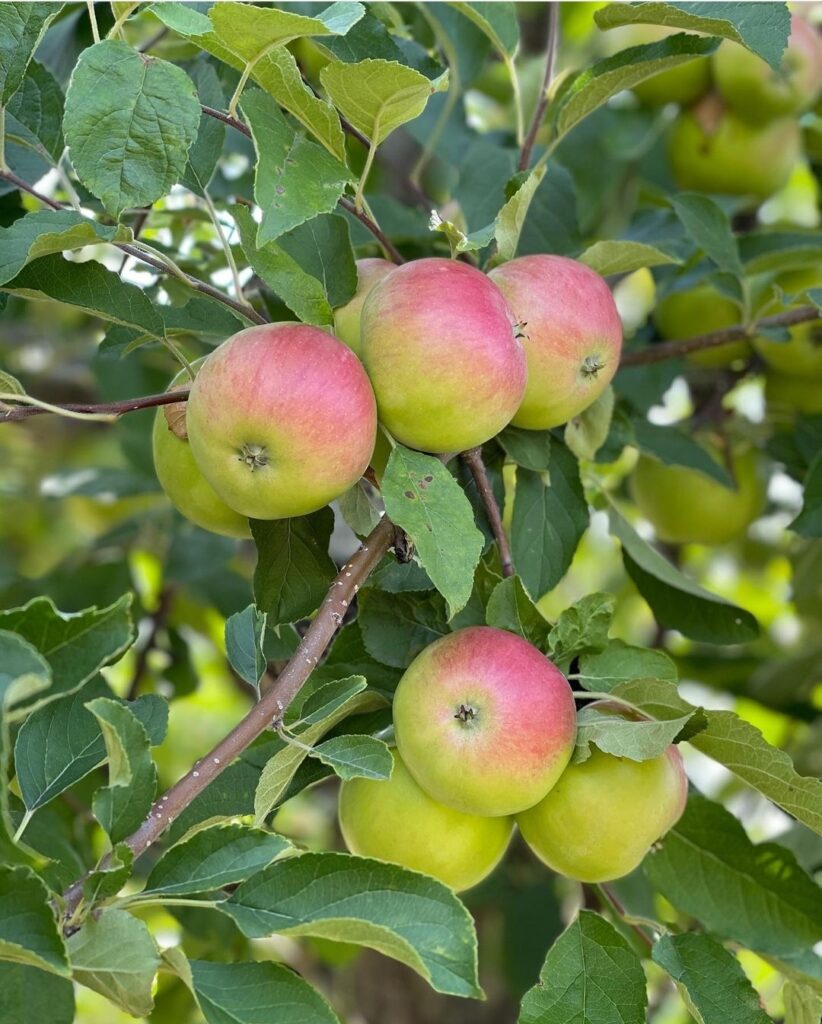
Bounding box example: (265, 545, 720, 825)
(61, 517, 398, 924)
(519, 3, 559, 172)
(126, 587, 176, 701)
(201, 104, 252, 138)
(0, 388, 190, 424)
(595, 884, 654, 949)
(462, 447, 514, 578)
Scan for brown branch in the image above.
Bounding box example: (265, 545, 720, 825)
(338, 196, 405, 265)
(518, 2, 559, 172)
(0, 388, 190, 424)
(61, 516, 397, 923)
(620, 305, 819, 367)
(462, 447, 514, 578)
(201, 103, 252, 138)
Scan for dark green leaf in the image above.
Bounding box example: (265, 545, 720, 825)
(358, 588, 448, 669)
(6, 60, 64, 162)
(317, 11, 443, 80)
(449, 2, 519, 57)
(225, 605, 268, 690)
(277, 214, 357, 309)
(181, 59, 225, 196)
(632, 420, 733, 487)
(547, 593, 614, 670)
(498, 427, 552, 471)
(0, 3, 62, 104)
(671, 194, 742, 277)
(0, 963, 74, 1024)
(485, 575, 550, 648)
(0, 866, 68, 976)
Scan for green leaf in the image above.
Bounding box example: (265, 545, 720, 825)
(511, 443, 589, 601)
(15, 678, 166, 812)
(0, 867, 68, 977)
(485, 575, 551, 648)
(652, 932, 772, 1024)
(0, 963, 74, 1024)
(242, 89, 352, 247)
(6, 59, 65, 162)
(579, 239, 682, 276)
(222, 852, 482, 998)
(550, 34, 719, 142)
(251, 509, 336, 626)
(449, 2, 519, 58)
(595, 1, 791, 69)
(381, 446, 483, 619)
(338, 480, 380, 537)
(0, 3, 62, 104)
(233, 202, 333, 326)
(82, 843, 134, 905)
(225, 605, 268, 691)
(565, 386, 615, 462)
(791, 451, 822, 537)
(518, 910, 647, 1024)
(632, 420, 733, 487)
(320, 59, 439, 145)
(67, 908, 159, 1018)
(317, 11, 444, 80)
(547, 593, 615, 670)
(209, 1, 365, 59)
(0, 595, 135, 712)
(63, 40, 201, 218)
(188, 959, 342, 1024)
(142, 824, 292, 897)
(608, 503, 759, 644)
(358, 589, 448, 668)
(0, 209, 132, 286)
(671, 194, 742, 277)
(311, 734, 393, 781)
(572, 703, 695, 764)
(87, 698, 157, 844)
(784, 981, 822, 1024)
(645, 794, 822, 958)
(499, 427, 552, 471)
(277, 214, 357, 309)
(495, 166, 546, 263)
(181, 59, 226, 196)
(576, 639, 678, 690)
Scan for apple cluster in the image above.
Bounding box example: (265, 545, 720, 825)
(152, 253, 623, 534)
(340, 626, 688, 891)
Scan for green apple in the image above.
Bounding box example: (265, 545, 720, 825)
(669, 104, 801, 200)
(714, 15, 822, 124)
(517, 714, 687, 882)
(339, 749, 513, 891)
(630, 444, 766, 545)
(393, 626, 577, 817)
(604, 24, 711, 106)
(333, 258, 395, 356)
(753, 268, 822, 380)
(653, 284, 750, 368)
(765, 371, 822, 417)
(152, 366, 250, 538)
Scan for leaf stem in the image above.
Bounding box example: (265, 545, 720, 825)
(202, 188, 245, 302)
(354, 139, 378, 213)
(12, 809, 34, 844)
(518, 3, 559, 172)
(505, 52, 525, 146)
(86, 0, 100, 43)
(117, 895, 220, 911)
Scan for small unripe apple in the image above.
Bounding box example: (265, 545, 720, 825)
(186, 324, 377, 519)
(713, 15, 822, 124)
(653, 284, 750, 368)
(668, 104, 800, 200)
(360, 258, 526, 453)
(339, 749, 513, 891)
(765, 371, 822, 417)
(333, 258, 395, 356)
(604, 24, 711, 107)
(630, 445, 766, 545)
(488, 255, 623, 429)
(753, 268, 822, 380)
(517, 706, 687, 883)
(392, 626, 577, 817)
(152, 365, 250, 539)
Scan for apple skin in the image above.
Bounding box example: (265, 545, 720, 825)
(753, 268, 822, 380)
(488, 255, 623, 429)
(653, 284, 750, 368)
(765, 371, 822, 417)
(668, 107, 800, 200)
(606, 25, 710, 107)
(152, 367, 250, 539)
(360, 258, 526, 453)
(333, 258, 395, 357)
(714, 15, 822, 124)
(338, 749, 513, 891)
(517, 718, 687, 883)
(186, 324, 377, 519)
(630, 446, 766, 545)
(392, 626, 577, 817)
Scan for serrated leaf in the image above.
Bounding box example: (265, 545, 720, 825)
(0, 963, 75, 1024)
(142, 824, 292, 897)
(791, 450, 822, 537)
(251, 509, 336, 626)
(338, 481, 380, 537)
(225, 605, 268, 691)
(652, 932, 772, 1024)
(485, 575, 550, 648)
(645, 795, 822, 958)
(565, 386, 615, 462)
(222, 852, 482, 998)
(6, 59, 64, 162)
(0, 867, 68, 977)
(547, 593, 614, 670)
(277, 213, 357, 309)
(209, 1, 365, 59)
(64, 40, 200, 217)
(672, 194, 742, 277)
(67, 908, 159, 1018)
(381, 446, 483, 618)
(608, 503, 759, 644)
(358, 589, 448, 668)
(579, 239, 682, 276)
(518, 910, 647, 1024)
(572, 703, 695, 764)
(87, 698, 157, 844)
(576, 639, 678, 690)
(496, 166, 545, 263)
(318, 10, 444, 79)
(595, 1, 791, 69)
(449, 2, 519, 57)
(0, 3, 62, 105)
(242, 89, 352, 247)
(632, 420, 733, 487)
(311, 734, 392, 781)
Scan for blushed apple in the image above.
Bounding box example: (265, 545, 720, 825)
(333, 258, 395, 356)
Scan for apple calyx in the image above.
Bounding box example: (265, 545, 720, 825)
(237, 443, 270, 471)
(580, 354, 605, 378)
(454, 703, 478, 724)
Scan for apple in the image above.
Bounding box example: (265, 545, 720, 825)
(360, 258, 526, 453)
(333, 258, 395, 356)
(713, 15, 822, 124)
(630, 444, 766, 545)
(765, 371, 822, 418)
(604, 24, 711, 107)
(338, 749, 513, 891)
(653, 283, 750, 368)
(668, 104, 800, 200)
(186, 324, 377, 520)
(517, 706, 688, 882)
(392, 626, 577, 817)
(152, 365, 250, 539)
(753, 268, 822, 380)
(488, 255, 623, 429)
